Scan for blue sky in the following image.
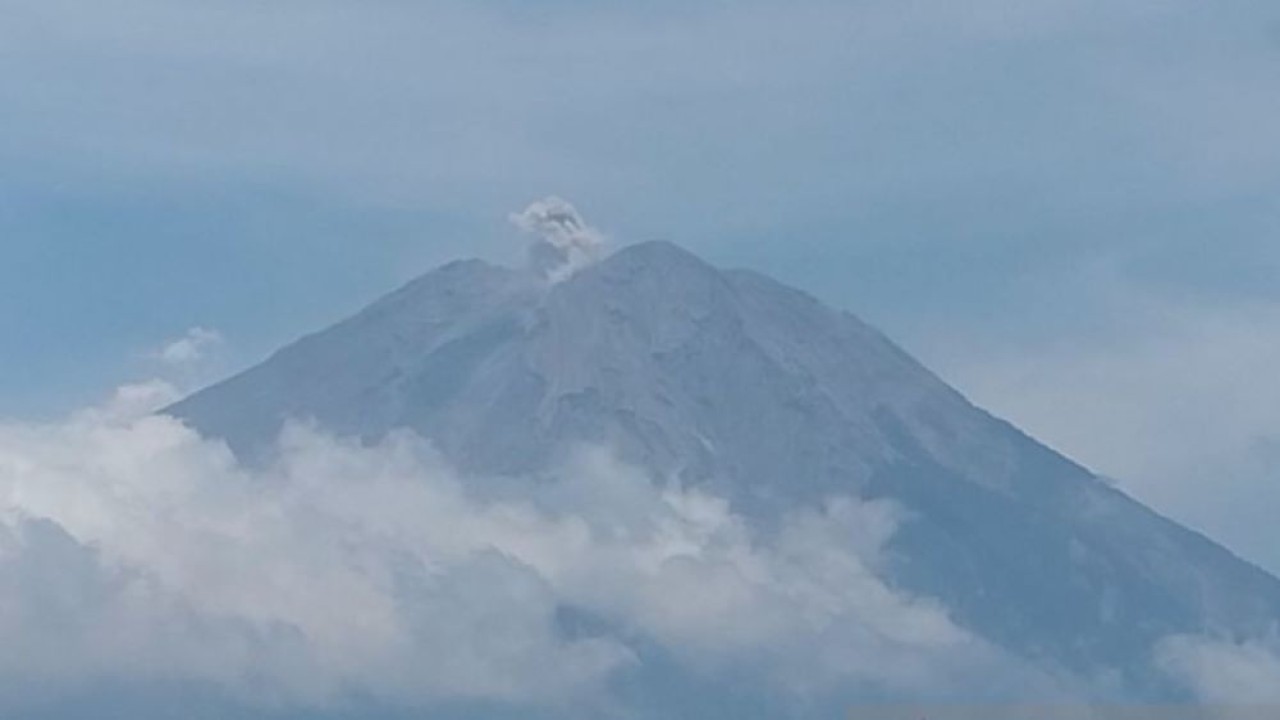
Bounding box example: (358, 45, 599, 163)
(3, 0, 1280, 571)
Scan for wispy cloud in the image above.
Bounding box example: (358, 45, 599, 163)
(152, 327, 224, 366)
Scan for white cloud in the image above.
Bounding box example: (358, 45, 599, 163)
(0, 381, 1019, 714)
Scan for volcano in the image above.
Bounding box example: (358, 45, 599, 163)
(169, 240, 1280, 699)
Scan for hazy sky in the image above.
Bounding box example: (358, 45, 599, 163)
(3, 1, 1280, 572)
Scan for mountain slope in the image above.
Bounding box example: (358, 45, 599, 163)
(168, 241, 1280, 697)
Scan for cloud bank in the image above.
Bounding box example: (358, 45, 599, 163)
(0, 380, 1032, 716)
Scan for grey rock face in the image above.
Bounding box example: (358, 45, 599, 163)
(168, 241, 1280, 697)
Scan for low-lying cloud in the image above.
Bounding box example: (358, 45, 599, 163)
(0, 379, 1022, 716)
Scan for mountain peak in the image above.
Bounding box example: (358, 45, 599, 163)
(605, 239, 709, 267)
(565, 240, 724, 293)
